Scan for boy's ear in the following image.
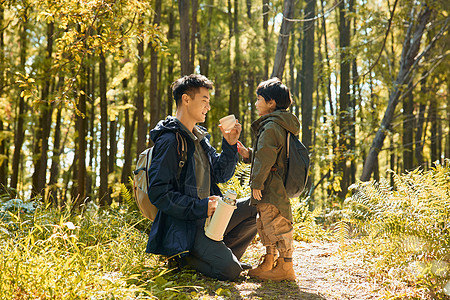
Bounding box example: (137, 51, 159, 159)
(269, 99, 276, 108)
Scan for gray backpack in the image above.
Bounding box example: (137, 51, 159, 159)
(133, 132, 187, 221)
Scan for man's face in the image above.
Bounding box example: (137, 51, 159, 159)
(185, 87, 211, 123)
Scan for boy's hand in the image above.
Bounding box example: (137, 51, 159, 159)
(237, 141, 250, 159)
(219, 120, 241, 145)
(252, 189, 262, 201)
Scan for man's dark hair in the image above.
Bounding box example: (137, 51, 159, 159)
(256, 78, 292, 110)
(172, 74, 213, 107)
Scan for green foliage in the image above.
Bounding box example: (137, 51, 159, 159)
(291, 196, 332, 242)
(0, 194, 201, 299)
(218, 162, 251, 198)
(344, 159, 450, 299)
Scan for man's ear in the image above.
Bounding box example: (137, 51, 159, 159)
(181, 93, 190, 106)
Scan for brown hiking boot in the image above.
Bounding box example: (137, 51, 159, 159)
(253, 258, 296, 281)
(248, 254, 275, 277)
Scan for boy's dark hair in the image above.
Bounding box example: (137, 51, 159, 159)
(172, 74, 213, 107)
(256, 78, 292, 110)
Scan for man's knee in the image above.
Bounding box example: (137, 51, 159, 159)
(213, 261, 242, 281)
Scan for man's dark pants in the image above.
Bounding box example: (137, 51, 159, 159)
(182, 197, 257, 281)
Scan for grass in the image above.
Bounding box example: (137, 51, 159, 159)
(0, 198, 197, 299)
(2, 160, 448, 299)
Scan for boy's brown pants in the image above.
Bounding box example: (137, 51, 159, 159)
(256, 202, 293, 258)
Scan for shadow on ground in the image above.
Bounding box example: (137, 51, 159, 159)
(244, 279, 325, 300)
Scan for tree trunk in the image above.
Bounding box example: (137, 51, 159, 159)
(338, 0, 352, 197)
(199, 0, 213, 77)
(190, 0, 198, 72)
(402, 82, 414, 171)
(11, 13, 28, 191)
(0, 5, 6, 187)
(149, 0, 162, 141)
(166, 8, 175, 116)
(48, 77, 64, 205)
(300, 0, 315, 151)
(229, 0, 240, 120)
(263, 0, 269, 79)
(415, 101, 426, 168)
(136, 34, 146, 155)
(99, 49, 110, 205)
(32, 22, 54, 197)
(360, 5, 432, 181)
(75, 76, 87, 205)
(121, 77, 132, 184)
(87, 64, 96, 197)
(429, 97, 438, 163)
(108, 116, 117, 175)
(179, 0, 190, 76)
(446, 81, 450, 160)
(271, 0, 295, 79)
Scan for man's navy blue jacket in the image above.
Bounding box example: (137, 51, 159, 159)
(145, 116, 239, 257)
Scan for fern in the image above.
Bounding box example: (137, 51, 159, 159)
(344, 159, 450, 299)
(120, 177, 135, 207)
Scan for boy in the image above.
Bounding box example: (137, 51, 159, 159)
(238, 78, 300, 281)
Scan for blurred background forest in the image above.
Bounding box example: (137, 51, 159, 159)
(0, 0, 448, 214)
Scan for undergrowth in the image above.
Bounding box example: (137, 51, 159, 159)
(343, 159, 450, 299)
(0, 163, 330, 299)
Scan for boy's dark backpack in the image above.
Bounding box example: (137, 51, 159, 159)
(133, 132, 187, 221)
(284, 132, 310, 198)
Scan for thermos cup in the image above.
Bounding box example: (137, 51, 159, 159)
(204, 190, 237, 241)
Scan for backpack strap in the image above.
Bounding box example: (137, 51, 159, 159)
(175, 132, 187, 180)
(286, 131, 291, 159)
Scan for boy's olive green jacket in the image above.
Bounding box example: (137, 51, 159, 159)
(248, 109, 300, 221)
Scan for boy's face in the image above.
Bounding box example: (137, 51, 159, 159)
(184, 87, 211, 123)
(255, 95, 275, 116)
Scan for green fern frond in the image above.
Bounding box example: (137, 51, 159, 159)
(120, 181, 134, 207)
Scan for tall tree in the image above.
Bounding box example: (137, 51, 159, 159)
(229, 0, 240, 120)
(300, 0, 315, 151)
(136, 26, 146, 155)
(271, 0, 295, 79)
(179, 0, 190, 75)
(99, 48, 109, 205)
(0, 3, 6, 187)
(32, 22, 54, 197)
(11, 6, 29, 191)
(263, 0, 269, 79)
(190, 0, 198, 72)
(337, 0, 353, 197)
(75, 72, 87, 205)
(166, 8, 175, 116)
(361, 4, 434, 181)
(402, 82, 414, 171)
(149, 0, 162, 137)
(120, 69, 132, 184)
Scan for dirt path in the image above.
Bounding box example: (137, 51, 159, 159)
(226, 240, 413, 299)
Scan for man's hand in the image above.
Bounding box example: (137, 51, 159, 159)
(208, 196, 220, 216)
(252, 189, 262, 200)
(219, 120, 241, 145)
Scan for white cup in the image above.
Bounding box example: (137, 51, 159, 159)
(219, 114, 236, 133)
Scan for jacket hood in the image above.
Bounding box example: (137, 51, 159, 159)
(150, 116, 209, 143)
(252, 109, 300, 136)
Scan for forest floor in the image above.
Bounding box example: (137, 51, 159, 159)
(189, 240, 421, 299)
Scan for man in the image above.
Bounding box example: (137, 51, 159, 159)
(146, 74, 257, 281)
